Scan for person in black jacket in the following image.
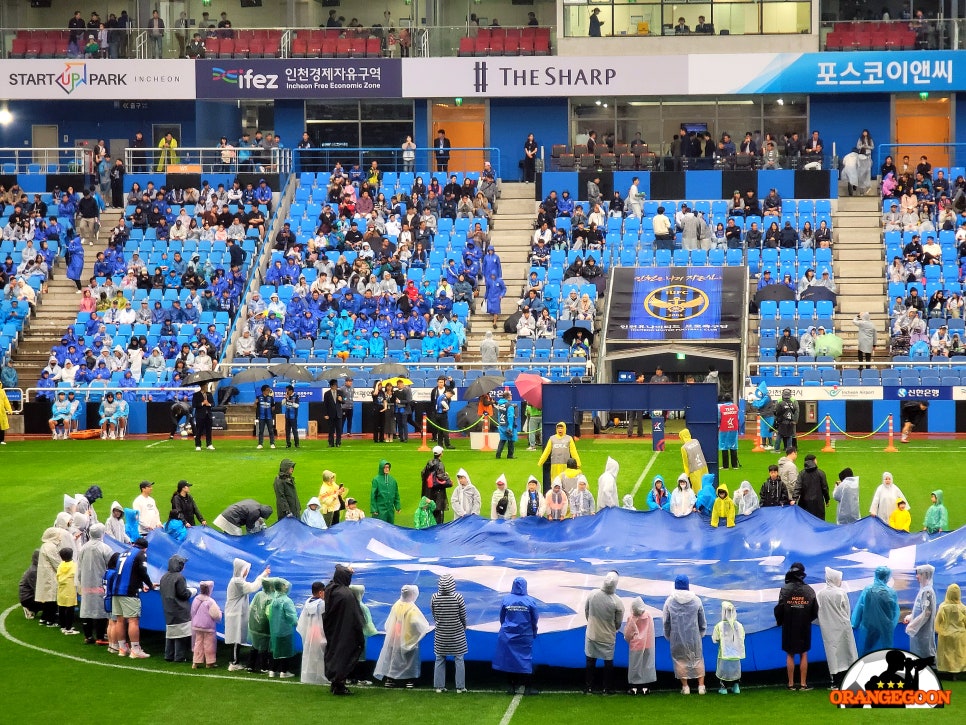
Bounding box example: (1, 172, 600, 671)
(796, 454, 830, 520)
(421, 446, 451, 525)
(774, 562, 819, 690)
(192, 382, 214, 451)
(434, 129, 452, 173)
(322, 379, 344, 447)
(160, 554, 194, 662)
(213, 499, 272, 535)
(170, 480, 206, 527)
(759, 465, 790, 507)
(323, 564, 365, 696)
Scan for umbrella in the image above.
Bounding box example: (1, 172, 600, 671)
(381, 377, 413, 388)
(370, 362, 409, 377)
(503, 310, 522, 334)
(183, 370, 227, 386)
(269, 363, 316, 382)
(799, 286, 837, 304)
(456, 405, 485, 433)
(230, 367, 273, 385)
(317, 366, 354, 380)
(514, 372, 547, 409)
(562, 326, 595, 347)
(814, 333, 844, 359)
(464, 374, 505, 400)
(754, 284, 796, 305)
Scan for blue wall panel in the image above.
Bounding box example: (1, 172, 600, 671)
(809, 94, 891, 169)
(489, 98, 569, 181)
(0, 101, 198, 149)
(274, 100, 305, 154)
(817, 401, 846, 432)
(758, 169, 796, 201)
(194, 101, 242, 147)
(540, 171, 579, 197)
(872, 400, 902, 432)
(685, 170, 722, 199)
(927, 400, 954, 433)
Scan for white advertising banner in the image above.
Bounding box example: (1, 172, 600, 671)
(0, 59, 196, 100)
(744, 385, 884, 402)
(401, 56, 686, 98)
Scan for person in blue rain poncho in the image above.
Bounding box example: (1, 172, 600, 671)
(421, 329, 440, 358)
(646, 475, 670, 511)
(494, 391, 517, 460)
(485, 273, 506, 329)
(493, 576, 540, 695)
(851, 565, 900, 656)
(368, 330, 386, 359)
(301, 497, 327, 530)
(904, 564, 937, 663)
(66, 236, 85, 291)
(695, 473, 717, 515)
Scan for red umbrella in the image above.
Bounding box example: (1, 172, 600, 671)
(514, 373, 547, 409)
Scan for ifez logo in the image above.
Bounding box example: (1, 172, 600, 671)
(643, 284, 709, 322)
(211, 67, 279, 89)
(473, 61, 488, 93)
(830, 649, 950, 708)
(57, 62, 88, 95)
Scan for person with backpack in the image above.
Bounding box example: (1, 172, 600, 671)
(420, 446, 451, 525)
(491, 474, 518, 519)
(774, 389, 798, 451)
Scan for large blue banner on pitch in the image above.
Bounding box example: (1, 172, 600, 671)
(606, 266, 745, 342)
(126, 507, 961, 672)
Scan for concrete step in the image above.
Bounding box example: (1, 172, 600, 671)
(498, 183, 537, 201)
(836, 249, 885, 263)
(836, 195, 881, 212)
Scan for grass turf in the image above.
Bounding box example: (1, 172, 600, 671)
(1, 434, 963, 721)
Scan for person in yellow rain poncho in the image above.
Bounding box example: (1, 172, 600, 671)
(156, 133, 179, 172)
(679, 428, 709, 490)
(537, 421, 580, 483)
(710, 483, 736, 528)
(936, 583, 966, 674)
(373, 584, 433, 688)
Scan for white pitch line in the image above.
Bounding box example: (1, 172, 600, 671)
(629, 451, 661, 498)
(498, 693, 523, 725)
(145, 440, 168, 449)
(0, 605, 294, 684)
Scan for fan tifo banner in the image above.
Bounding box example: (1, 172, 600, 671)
(119, 508, 959, 671)
(606, 266, 745, 341)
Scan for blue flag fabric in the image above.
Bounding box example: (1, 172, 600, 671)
(116, 507, 960, 672)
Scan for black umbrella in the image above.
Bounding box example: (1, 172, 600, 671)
(563, 326, 595, 347)
(317, 365, 354, 380)
(464, 374, 505, 400)
(754, 284, 796, 305)
(230, 367, 274, 385)
(370, 362, 409, 377)
(503, 310, 522, 334)
(456, 405, 485, 432)
(799, 286, 837, 304)
(183, 370, 227, 386)
(269, 363, 316, 382)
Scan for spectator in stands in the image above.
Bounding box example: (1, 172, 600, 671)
(762, 141, 780, 170)
(931, 325, 951, 357)
(743, 190, 761, 217)
(903, 253, 923, 283)
(882, 202, 902, 231)
(803, 131, 824, 169)
(777, 327, 799, 357)
(764, 221, 780, 248)
(762, 189, 782, 217)
(779, 221, 799, 249)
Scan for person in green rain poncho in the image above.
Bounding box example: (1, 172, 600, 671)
(923, 490, 948, 534)
(247, 577, 275, 673)
(371, 459, 401, 524)
(414, 496, 436, 530)
(268, 578, 299, 678)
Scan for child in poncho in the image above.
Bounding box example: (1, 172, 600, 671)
(414, 496, 436, 529)
(923, 490, 948, 534)
(889, 498, 911, 532)
(56, 547, 78, 635)
(624, 596, 655, 696)
(190, 580, 222, 668)
(712, 601, 745, 694)
(297, 581, 328, 685)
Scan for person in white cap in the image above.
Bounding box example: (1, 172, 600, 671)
(451, 469, 481, 518)
(491, 475, 517, 520)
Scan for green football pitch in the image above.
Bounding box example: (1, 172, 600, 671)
(1, 434, 962, 722)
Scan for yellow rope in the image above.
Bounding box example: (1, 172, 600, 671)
(425, 415, 495, 434)
(827, 416, 891, 439)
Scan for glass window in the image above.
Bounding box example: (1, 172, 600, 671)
(562, 1, 810, 37)
(305, 100, 359, 122)
(360, 100, 414, 122)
